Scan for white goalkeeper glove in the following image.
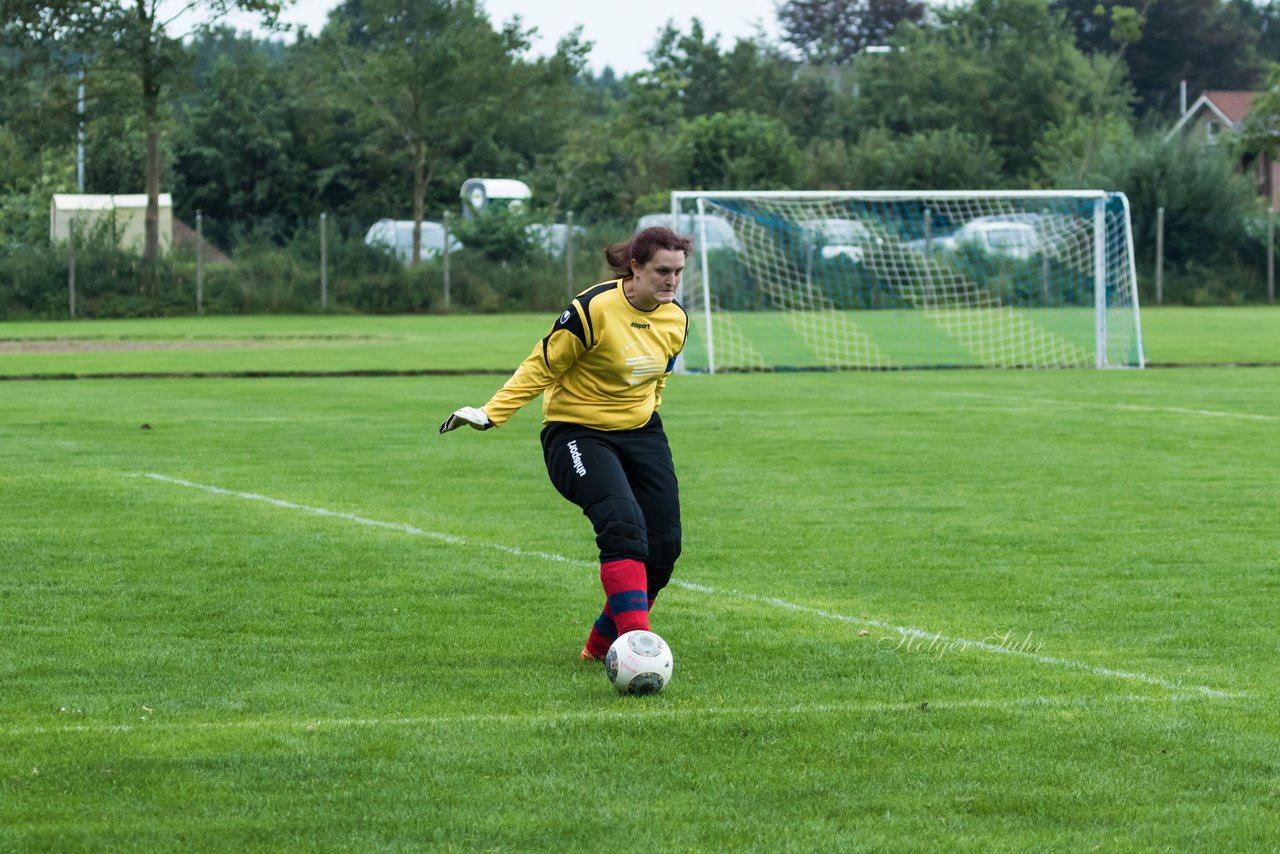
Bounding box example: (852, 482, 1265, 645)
(439, 406, 494, 434)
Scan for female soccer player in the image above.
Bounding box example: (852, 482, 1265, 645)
(439, 226, 691, 661)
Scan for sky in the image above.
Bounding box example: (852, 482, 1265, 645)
(215, 0, 785, 76)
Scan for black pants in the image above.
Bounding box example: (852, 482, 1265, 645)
(541, 413, 681, 598)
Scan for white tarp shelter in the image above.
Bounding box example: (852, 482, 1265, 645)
(50, 194, 173, 254)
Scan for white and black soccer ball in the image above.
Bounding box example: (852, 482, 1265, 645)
(605, 630, 673, 695)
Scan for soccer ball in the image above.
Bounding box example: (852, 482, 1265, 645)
(605, 630, 674, 695)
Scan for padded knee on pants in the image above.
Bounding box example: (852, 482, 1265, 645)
(646, 564, 673, 598)
(645, 530, 681, 596)
(587, 497, 648, 562)
(647, 530, 681, 572)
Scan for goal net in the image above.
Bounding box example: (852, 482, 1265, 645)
(668, 191, 1144, 372)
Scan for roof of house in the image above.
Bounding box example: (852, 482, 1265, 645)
(1200, 91, 1255, 126)
(1166, 90, 1258, 139)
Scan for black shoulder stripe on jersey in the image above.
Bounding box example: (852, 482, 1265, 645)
(575, 279, 621, 301)
(673, 298, 690, 354)
(575, 280, 620, 348)
(546, 300, 589, 356)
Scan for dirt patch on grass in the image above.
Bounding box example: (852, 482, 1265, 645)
(0, 337, 356, 354)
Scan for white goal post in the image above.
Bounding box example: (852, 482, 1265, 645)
(665, 190, 1145, 372)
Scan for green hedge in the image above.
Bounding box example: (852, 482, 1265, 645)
(4, 210, 1273, 319)
(0, 219, 622, 319)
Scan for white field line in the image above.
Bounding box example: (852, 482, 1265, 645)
(7, 693, 1198, 740)
(682, 586, 1241, 698)
(131, 473, 1243, 700)
(129, 473, 585, 566)
(946, 391, 1278, 422)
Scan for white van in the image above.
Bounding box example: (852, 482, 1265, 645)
(364, 219, 462, 263)
(636, 213, 740, 252)
(525, 222, 587, 257)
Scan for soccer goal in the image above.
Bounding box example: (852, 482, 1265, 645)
(668, 190, 1145, 372)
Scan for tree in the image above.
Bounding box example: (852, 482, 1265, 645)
(777, 0, 925, 64)
(1243, 0, 1280, 66)
(554, 68, 688, 217)
(1, 18, 79, 186)
(2, 0, 283, 259)
(321, 0, 531, 266)
(476, 28, 592, 218)
(678, 110, 802, 189)
(1076, 130, 1264, 302)
(805, 127, 1005, 189)
(1052, 0, 1264, 115)
(853, 0, 1128, 181)
(1241, 61, 1280, 159)
(646, 19, 839, 143)
(169, 26, 409, 234)
(1074, 0, 1152, 180)
(280, 32, 407, 222)
(171, 43, 308, 243)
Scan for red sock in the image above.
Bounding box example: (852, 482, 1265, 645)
(583, 602, 617, 658)
(600, 558, 650, 635)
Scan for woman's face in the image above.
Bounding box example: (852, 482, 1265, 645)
(628, 248, 686, 310)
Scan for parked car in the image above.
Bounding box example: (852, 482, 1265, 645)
(973, 212, 1088, 255)
(636, 213, 740, 252)
(908, 218, 1041, 259)
(364, 218, 462, 263)
(799, 217, 884, 263)
(525, 222, 587, 257)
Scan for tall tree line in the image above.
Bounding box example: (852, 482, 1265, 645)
(5, 0, 1280, 254)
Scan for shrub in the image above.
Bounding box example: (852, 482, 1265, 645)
(1073, 132, 1271, 303)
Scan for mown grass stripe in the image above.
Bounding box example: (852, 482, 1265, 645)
(133, 473, 1244, 701)
(5, 693, 1201, 740)
(947, 390, 1279, 421)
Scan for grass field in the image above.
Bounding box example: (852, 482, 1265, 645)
(2, 307, 1278, 850)
(1, 305, 1279, 376)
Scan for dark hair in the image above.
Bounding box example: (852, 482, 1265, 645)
(604, 226, 693, 277)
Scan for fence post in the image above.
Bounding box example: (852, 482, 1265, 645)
(68, 220, 76, 319)
(196, 209, 205, 315)
(1269, 207, 1276, 305)
(443, 210, 452, 312)
(319, 212, 329, 310)
(566, 209, 575, 299)
(1155, 207, 1164, 306)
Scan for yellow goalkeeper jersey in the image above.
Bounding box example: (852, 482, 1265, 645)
(483, 279, 689, 431)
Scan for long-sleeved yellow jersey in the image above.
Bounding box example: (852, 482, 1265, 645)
(483, 279, 689, 431)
